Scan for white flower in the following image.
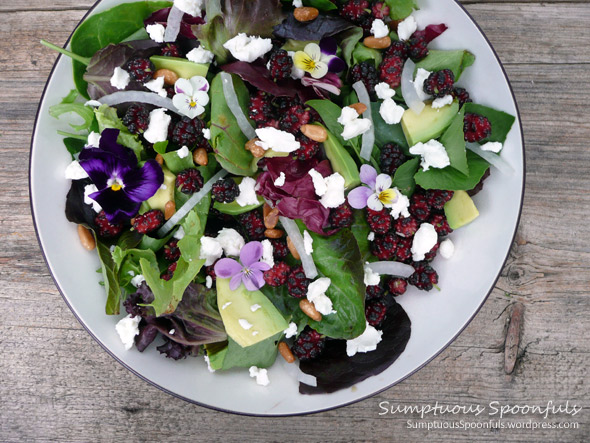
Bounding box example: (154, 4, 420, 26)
(397, 15, 417, 41)
(223, 33, 273, 63)
(187, 46, 215, 64)
(369, 174, 398, 212)
(86, 131, 101, 147)
(83, 184, 102, 212)
(379, 98, 405, 124)
(172, 76, 210, 119)
(371, 19, 389, 38)
(146, 24, 166, 43)
(287, 51, 305, 79)
(255, 127, 300, 153)
(375, 82, 396, 100)
(110, 67, 130, 90)
(409, 139, 450, 171)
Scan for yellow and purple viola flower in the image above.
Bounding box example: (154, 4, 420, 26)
(347, 165, 398, 211)
(293, 38, 345, 79)
(214, 241, 271, 291)
(78, 129, 164, 222)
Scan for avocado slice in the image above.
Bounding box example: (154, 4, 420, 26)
(146, 168, 175, 211)
(216, 278, 288, 348)
(149, 55, 209, 79)
(319, 124, 361, 189)
(444, 190, 479, 230)
(401, 101, 460, 147)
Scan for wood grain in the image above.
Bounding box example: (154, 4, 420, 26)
(1, 1, 589, 442)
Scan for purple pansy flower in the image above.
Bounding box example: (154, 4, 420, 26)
(214, 241, 271, 291)
(293, 38, 345, 79)
(347, 165, 398, 211)
(78, 128, 164, 222)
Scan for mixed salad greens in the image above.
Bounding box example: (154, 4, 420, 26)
(44, 0, 515, 393)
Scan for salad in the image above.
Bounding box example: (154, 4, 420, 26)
(43, 0, 515, 394)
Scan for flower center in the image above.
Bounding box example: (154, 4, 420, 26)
(107, 176, 124, 192)
(378, 189, 396, 205)
(189, 100, 197, 108)
(302, 58, 316, 71)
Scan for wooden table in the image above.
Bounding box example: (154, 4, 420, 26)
(1, 0, 588, 441)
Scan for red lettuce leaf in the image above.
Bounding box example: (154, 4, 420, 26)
(144, 6, 205, 39)
(273, 14, 353, 41)
(298, 298, 411, 394)
(414, 23, 448, 44)
(277, 197, 332, 235)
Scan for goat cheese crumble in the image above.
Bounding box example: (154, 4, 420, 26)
(409, 139, 450, 171)
(284, 322, 298, 339)
(239, 319, 253, 330)
(481, 141, 503, 153)
(64, 160, 89, 180)
(397, 15, 417, 41)
(199, 236, 223, 265)
(187, 46, 215, 64)
(411, 223, 438, 261)
(177, 145, 190, 158)
(432, 94, 454, 109)
(380, 98, 405, 124)
(346, 322, 383, 357)
(83, 184, 102, 212)
(216, 228, 245, 257)
(130, 274, 145, 288)
(389, 189, 410, 220)
(146, 24, 166, 43)
(371, 19, 389, 38)
(364, 264, 381, 286)
(274, 172, 286, 187)
(303, 230, 314, 255)
(249, 366, 270, 386)
(235, 176, 259, 207)
(307, 277, 336, 316)
(205, 275, 213, 289)
(223, 33, 273, 63)
(255, 127, 300, 153)
(260, 239, 274, 268)
(375, 82, 396, 100)
(174, 0, 203, 17)
(115, 315, 141, 350)
(110, 67, 130, 90)
(338, 106, 372, 140)
(413, 68, 432, 102)
(144, 108, 171, 144)
(145, 76, 167, 97)
(440, 238, 455, 259)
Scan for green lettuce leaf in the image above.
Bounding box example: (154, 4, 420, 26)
(371, 102, 408, 150)
(385, 0, 417, 20)
(415, 49, 475, 82)
(95, 235, 121, 315)
(392, 157, 420, 196)
(464, 103, 516, 144)
(440, 107, 468, 175)
(49, 92, 95, 132)
(94, 104, 144, 157)
(414, 150, 490, 191)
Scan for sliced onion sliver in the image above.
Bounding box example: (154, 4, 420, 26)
(366, 261, 414, 278)
(220, 72, 256, 140)
(352, 81, 375, 162)
(466, 142, 515, 176)
(279, 357, 317, 387)
(164, 6, 184, 42)
(98, 91, 178, 114)
(401, 59, 425, 115)
(157, 169, 228, 237)
(279, 216, 318, 279)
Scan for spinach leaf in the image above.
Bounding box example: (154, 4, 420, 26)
(195, 0, 285, 64)
(210, 73, 258, 176)
(161, 146, 196, 174)
(463, 103, 516, 144)
(350, 210, 372, 262)
(96, 235, 121, 315)
(392, 157, 420, 196)
(320, 124, 360, 189)
(305, 228, 366, 339)
(299, 298, 411, 394)
(207, 332, 282, 370)
(385, 0, 417, 20)
(339, 27, 363, 68)
(94, 105, 144, 156)
(306, 99, 346, 146)
(352, 43, 382, 68)
(260, 284, 300, 319)
(70, 1, 172, 98)
(414, 150, 490, 191)
(302, 0, 337, 11)
(63, 137, 86, 160)
(440, 107, 468, 175)
(415, 49, 475, 82)
(371, 102, 408, 150)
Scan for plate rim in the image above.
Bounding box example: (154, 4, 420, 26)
(28, 0, 526, 417)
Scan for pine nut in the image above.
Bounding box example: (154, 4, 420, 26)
(300, 299, 322, 322)
(265, 228, 284, 239)
(287, 236, 301, 260)
(294, 7, 319, 22)
(77, 225, 95, 251)
(349, 102, 368, 115)
(263, 203, 272, 219)
(164, 200, 176, 220)
(301, 124, 328, 142)
(245, 138, 265, 158)
(264, 207, 280, 230)
(154, 68, 179, 86)
(278, 342, 296, 363)
(193, 147, 208, 166)
(363, 36, 392, 49)
(155, 153, 164, 165)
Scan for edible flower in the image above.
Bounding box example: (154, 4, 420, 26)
(172, 75, 210, 118)
(79, 129, 164, 222)
(347, 165, 398, 211)
(293, 39, 345, 79)
(214, 241, 271, 291)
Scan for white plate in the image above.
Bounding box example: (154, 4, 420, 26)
(30, 0, 524, 415)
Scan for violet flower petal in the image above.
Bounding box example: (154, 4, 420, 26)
(99, 129, 137, 167)
(214, 258, 243, 279)
(123, 160, 164, 203)
(239, 241, 264, 267)
(250, 261, 271, 273)
(347, 186, 372, 209)
(242, 269, 265, 291)
(359, 164, 378, 189)
(89, 188, 141, 222)
(327, 56, 346, 73)
(320, 37, 338, 56)
(229, 273, 243, 291)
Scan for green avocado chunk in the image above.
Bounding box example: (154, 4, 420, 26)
(444, 190, 480, 230)
(146, 168, 175, 211)
(319, 124, 361, 189)
(216, 278, 288, 348)
(401, 101, 460, 147)
(149, 55, 209, 79)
